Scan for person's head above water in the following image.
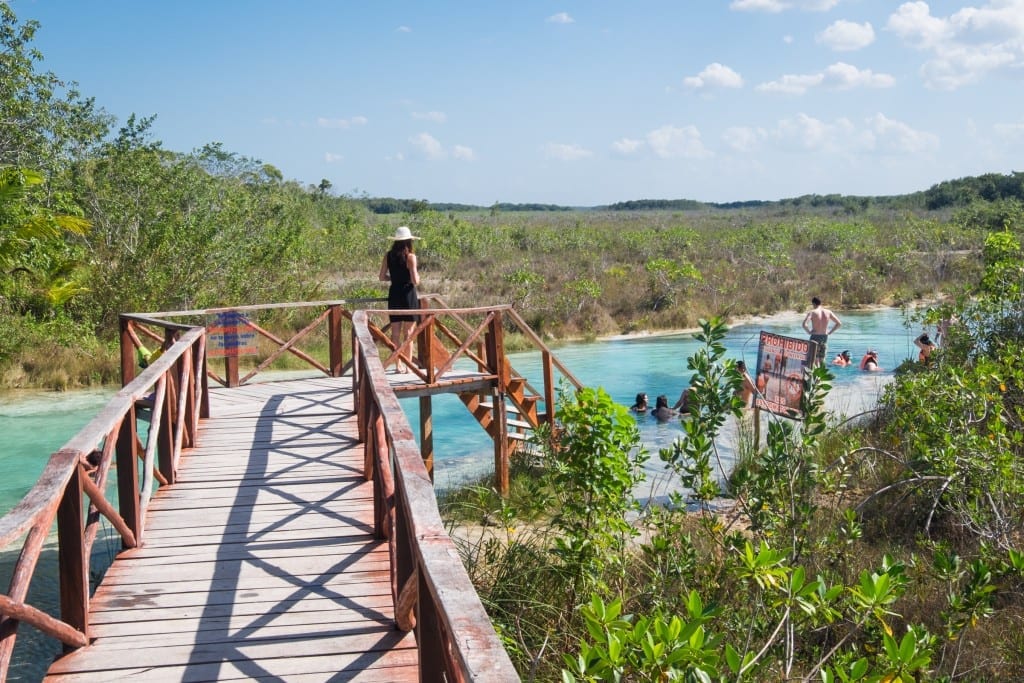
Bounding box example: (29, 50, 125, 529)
(655, 395, 669, 409)
(634, 392, 648, 405)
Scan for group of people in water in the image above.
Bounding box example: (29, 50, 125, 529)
(631, 296, 942, 422)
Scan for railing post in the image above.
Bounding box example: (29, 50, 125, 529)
(116, 408, 141, 546)
(417, 567, 447, 680)
(119, 317, 135, 387)
(486, 312, 510, 496)
(328, 304, 344, 377)
(56, 459, 89, 650)
(419, 396, 434, 481)
(418, 305, 434, 383)
(542, 350, 555, 426)
(157, 368, 176, 484)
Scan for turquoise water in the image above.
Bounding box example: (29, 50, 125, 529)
(0, 308, 914, 514)
(410, 307, 914, 491)
(0, 307, 915, 680)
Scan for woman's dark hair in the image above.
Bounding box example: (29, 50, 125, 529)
(390, 239, 414, 255)
(635, 393, 647, 405)
(655, 395, 669, 409)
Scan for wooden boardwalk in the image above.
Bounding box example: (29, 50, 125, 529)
(45, 376, 419, 682)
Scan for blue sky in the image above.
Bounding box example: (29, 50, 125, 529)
(14, 0, 1024, 205)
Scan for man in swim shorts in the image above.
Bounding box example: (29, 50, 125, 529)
(802, 296, 842, 367)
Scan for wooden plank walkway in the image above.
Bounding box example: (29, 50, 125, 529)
(46, 376, 419, 682)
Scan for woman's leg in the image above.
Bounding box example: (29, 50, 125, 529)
(390, 321, 407, 371)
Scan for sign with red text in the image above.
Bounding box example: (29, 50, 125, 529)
(207, 310, 258, 358)
(753, 331, 817, 419)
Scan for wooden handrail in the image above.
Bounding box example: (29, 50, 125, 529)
(0, 327, 208, 680)
(352, 310, 520, 681)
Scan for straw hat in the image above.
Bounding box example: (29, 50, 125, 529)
(390, 226, 419, 241)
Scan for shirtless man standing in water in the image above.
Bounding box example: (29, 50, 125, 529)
(802, 296, 842, 367)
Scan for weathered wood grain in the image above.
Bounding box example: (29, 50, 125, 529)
(45, 378, 418, 682)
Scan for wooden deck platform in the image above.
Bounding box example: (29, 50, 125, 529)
(45, 376, 419, 682)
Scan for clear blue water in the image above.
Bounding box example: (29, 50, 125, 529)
(0, 307, 916, 680)
(406, 307, 914, 491)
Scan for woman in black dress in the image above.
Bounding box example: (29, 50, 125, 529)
(378, 226, 421, 371)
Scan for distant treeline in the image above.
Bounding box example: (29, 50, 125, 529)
(354, 171, 1024, 214)
(357, 197, 573, 214)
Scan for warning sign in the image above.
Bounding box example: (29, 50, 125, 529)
(207, 310, 258, 358)
(753, 331, 817, 419)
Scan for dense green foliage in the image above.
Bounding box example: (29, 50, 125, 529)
(447, 257, 1024, 679)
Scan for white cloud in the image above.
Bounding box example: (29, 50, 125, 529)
(783, 34, 794, 44)
(646, 125, 711, 159)
(822, 62, 895, 89)
(775, 113, 861, 152)
(611, 138, 645, 156)
(409, 132, 446, 160)
(730, 0, 789, 12)
(865, 113, 940, 153)
(396, 25, 412, 33)
(757, 62, 894, 93)
(730, 0, 841, 11)
(723, 126, 767, 152)
(887, 0, 1024, 89)
(683, 63, 744, 90)
(769, 112, 934, 156)
(452, 145, 476, 161)
(757, 73, 824, 94)
(543, 143, 593, 161)
(317, 116, 367, 129)
(817, 20, 875, 51)
(324, 152, 343, 163)
(412, 111, 447, 123)
(546, 12, 574, 24)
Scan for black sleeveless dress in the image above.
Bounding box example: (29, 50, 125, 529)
(387, 250, 419, 322)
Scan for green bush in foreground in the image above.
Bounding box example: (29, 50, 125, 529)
(448, 285, 1024, 680)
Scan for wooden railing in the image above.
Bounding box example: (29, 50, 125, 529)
(0, 298, 574, 681)
(0, 326, 207, 681)
(352, 310, 520, 681)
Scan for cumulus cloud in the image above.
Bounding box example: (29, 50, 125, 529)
(775, 113, 863, 152)
(452, 145, 476, 161)
(683, 63, 744, 90)
(396, 25, 412, 33)
(412, 111, 447, 123)
(723, 126, 768, 152)
(543, 143, 593, 161)
(817, 20, 875, 51)
(646, 125, 711, 159)
(865, 113, 940, 153)
(407, 133, 475, 161)
(317, 116, 368, 129)
(757, 62, 894, 93)
(731, 0, 840, 11)
(409, 132, 446, 160)
(611, 138, 645, 156)
(730, 0, 788, 12)
(769, 112, 935, 156)
(546, 12, 574, 24)
(324, 152, 343, 163)
(757, 73, 825, 94)
(887, 0, 1024, 89)
(822, 62, 895, 89)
